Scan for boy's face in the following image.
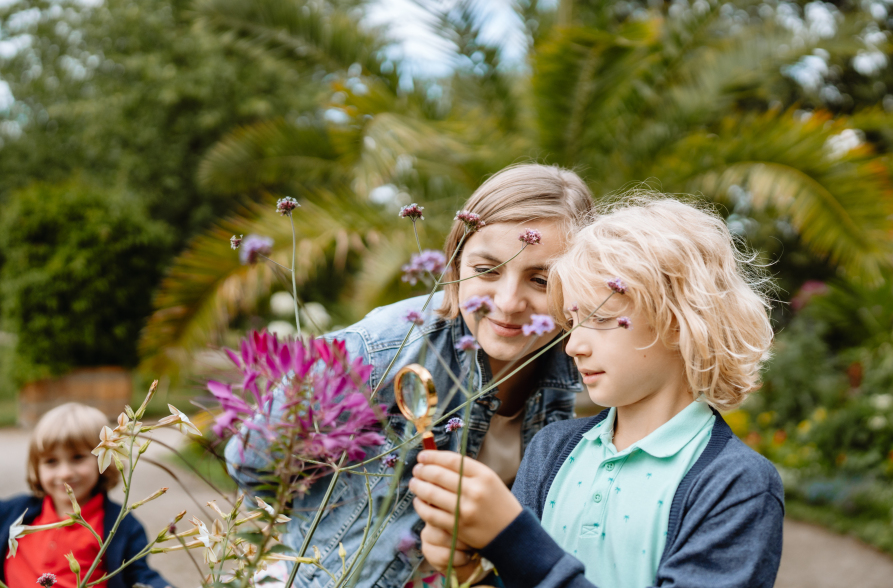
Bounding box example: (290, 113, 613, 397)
(38, 444, 100, 511)
(563, 286, 688, 408)
(457, 219, 564, 372)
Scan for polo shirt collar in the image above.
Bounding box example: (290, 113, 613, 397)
(581, 400, 715, 458)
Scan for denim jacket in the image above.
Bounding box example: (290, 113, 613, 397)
(226, 292, 582, 588)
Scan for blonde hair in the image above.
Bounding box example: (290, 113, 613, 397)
(549, 194, 774, 411)
(437, 163, 594, 318)
(27, 402, 119, 497)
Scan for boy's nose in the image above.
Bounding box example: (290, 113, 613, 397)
(564, 328, 591, 358)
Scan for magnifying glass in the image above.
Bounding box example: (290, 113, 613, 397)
(394, 364, 439, 451)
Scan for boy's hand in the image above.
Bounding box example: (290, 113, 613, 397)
(419, 522, 480, 581)
(410, 450, 523, 549)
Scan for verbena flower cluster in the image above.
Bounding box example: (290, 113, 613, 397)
(276, 197, 300, 216)
(455, 210, 485, 232)
(607, 277, 627, 295)
(461, 295, 494, 317)
(238, 235, 274, 265)
(208, 331, 385, 492)
(403, 309, 425, 326)
(445, 418, 464, 433)
(522, 314, 555, 337)
(518, 228, 542, 245)
(401, 250, 447, 285)
(455, 335, 480, 352)
(399, 203, 425, 221)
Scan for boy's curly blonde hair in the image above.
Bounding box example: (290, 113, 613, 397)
(549, 194, 774, 411)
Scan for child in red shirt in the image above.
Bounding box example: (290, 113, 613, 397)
(0, 403, 171, 588)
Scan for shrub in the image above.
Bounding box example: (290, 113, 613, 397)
(0, 178, 170, 382)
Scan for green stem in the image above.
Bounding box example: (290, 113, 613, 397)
(438, 244, 527, 285)
(445, 354, 475, 584)
(258, 253, 292, 273)
(74, 518, 103, 547)
(290, 214, 302, 338)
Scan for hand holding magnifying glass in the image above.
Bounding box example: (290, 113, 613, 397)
(394, 364, 439, 450)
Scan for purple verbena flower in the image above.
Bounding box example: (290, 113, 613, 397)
(403, 309, 425, 326)
(522, 314, 555, 337)
(617, 316, 633, 330)
(276, 196, 300, 216)
(381, 453, 399, 468)
(399, 203, 425, 221)
(445, 418, 464, 433)
(401, 250, 447, 285)
(230, 234, 243, 250)
(461, 295, 494, 317)
(396, 530, 417, 555)
(455, 335, 480, 352)
(239, 234, 274, 265)
(455, 210, 485, 232)
(568, 304, 579, 312)
(607, 278, 627, 295)
(519, 228, 542, 245)
(207, 331, 385, 494)
(37, 574, 57, 588)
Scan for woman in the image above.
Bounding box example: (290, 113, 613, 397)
(226, 163, 593, 588)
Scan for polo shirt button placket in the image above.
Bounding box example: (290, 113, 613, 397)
(593, 492, 603, 503)
(605, 462, 615, 471)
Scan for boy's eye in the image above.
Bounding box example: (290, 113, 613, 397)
(532, 276, 547, 286)
(41, 458, 58, 466)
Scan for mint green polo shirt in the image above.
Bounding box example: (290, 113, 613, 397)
(541, 400, 715, 588)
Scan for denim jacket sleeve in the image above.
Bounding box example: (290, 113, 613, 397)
(480, 424, 784, 588)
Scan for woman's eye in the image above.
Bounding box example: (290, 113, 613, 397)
(473, 266, 495, 275)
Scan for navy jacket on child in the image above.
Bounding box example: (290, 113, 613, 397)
(480, 409, 785, 588)
(0, 493, 169, 588)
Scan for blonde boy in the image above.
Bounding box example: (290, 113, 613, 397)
(410, 196, 784, 588)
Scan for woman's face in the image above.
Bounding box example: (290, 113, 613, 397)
(457, 219, 565, 371)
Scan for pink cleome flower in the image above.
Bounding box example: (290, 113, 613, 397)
(37, 574, 57, 587)
(518, 228, 542, 245)
(207, 331, 385, 495)
(276, 197, 300, 216)
(455, 210, 485, 232)
(399, 203, 425, 221)
(522, 314, 555, 337)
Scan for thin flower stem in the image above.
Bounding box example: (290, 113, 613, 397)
(258, 253, 292, 272)
(74, 518, 103, 547)
(290, 214, 302, 338)
(284, 453, 347, 588)
(344, 298, 614, 471)
(412, 220, 424, 255)
(368, 231, 469, 402)
(438, 244, 528, 285)
(445, 356, 475, 583)
(331, 473, 375, 588)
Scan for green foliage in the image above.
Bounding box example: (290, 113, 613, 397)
(0, 179, 170, 382)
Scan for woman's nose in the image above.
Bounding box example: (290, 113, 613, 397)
(493, 278, 526, 316)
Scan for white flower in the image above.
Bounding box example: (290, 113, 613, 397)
(195, 519, 225, 564)
(7, 510, 27, 558)
(91, 426, 129, 474)
(870, 394, 893, 411)
(254, 498, 291, 523)
(156, 404, 202, 436)
(868, 415, 888, 431)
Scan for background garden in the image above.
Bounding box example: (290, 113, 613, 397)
(2, 0, 893, 559)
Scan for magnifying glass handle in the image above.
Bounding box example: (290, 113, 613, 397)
(422, 432, 437, 451)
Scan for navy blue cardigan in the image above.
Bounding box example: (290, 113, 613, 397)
(480, 410, 785, 588)
(0, 493, 169, 588)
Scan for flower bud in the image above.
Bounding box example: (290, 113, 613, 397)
(131, 487, 168, 510)
(65, 552, 80, 574)
(135, 380, 159, 419)
(138, 440, 151, 455)
(63, 483, 81, 516)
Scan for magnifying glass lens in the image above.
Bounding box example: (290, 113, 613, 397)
(401, 371, 429, 419)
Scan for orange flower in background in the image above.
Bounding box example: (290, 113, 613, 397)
(773, 430, 787, 444)
(746, 431, 762, 448)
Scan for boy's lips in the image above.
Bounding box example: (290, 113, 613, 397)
(579, 368, 605, 384)
(485, 317, 524, 338)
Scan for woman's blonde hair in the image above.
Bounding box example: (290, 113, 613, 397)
(437, 163, 594, 318)
(549, 194, 774, 411)
(27, 402, 119, 497)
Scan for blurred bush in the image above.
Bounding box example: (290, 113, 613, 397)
(0, 178, 170, 383)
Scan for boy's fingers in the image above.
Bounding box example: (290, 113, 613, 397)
(413, 497, 461, 531)
(421, 522, 471, 551)
(417, 450, 485, 475)
(409, 477, 459, 513)
(412, 462, 461, 492)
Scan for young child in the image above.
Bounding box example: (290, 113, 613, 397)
(0, 402, 171, 588)
(410, 196, 783, 588)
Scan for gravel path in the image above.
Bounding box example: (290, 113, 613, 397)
(2, 426, 893, 587)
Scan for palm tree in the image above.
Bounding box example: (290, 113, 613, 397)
(139, 0, 893, 371)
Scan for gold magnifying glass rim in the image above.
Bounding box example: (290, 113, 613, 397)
(394, 363, 438, 431)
